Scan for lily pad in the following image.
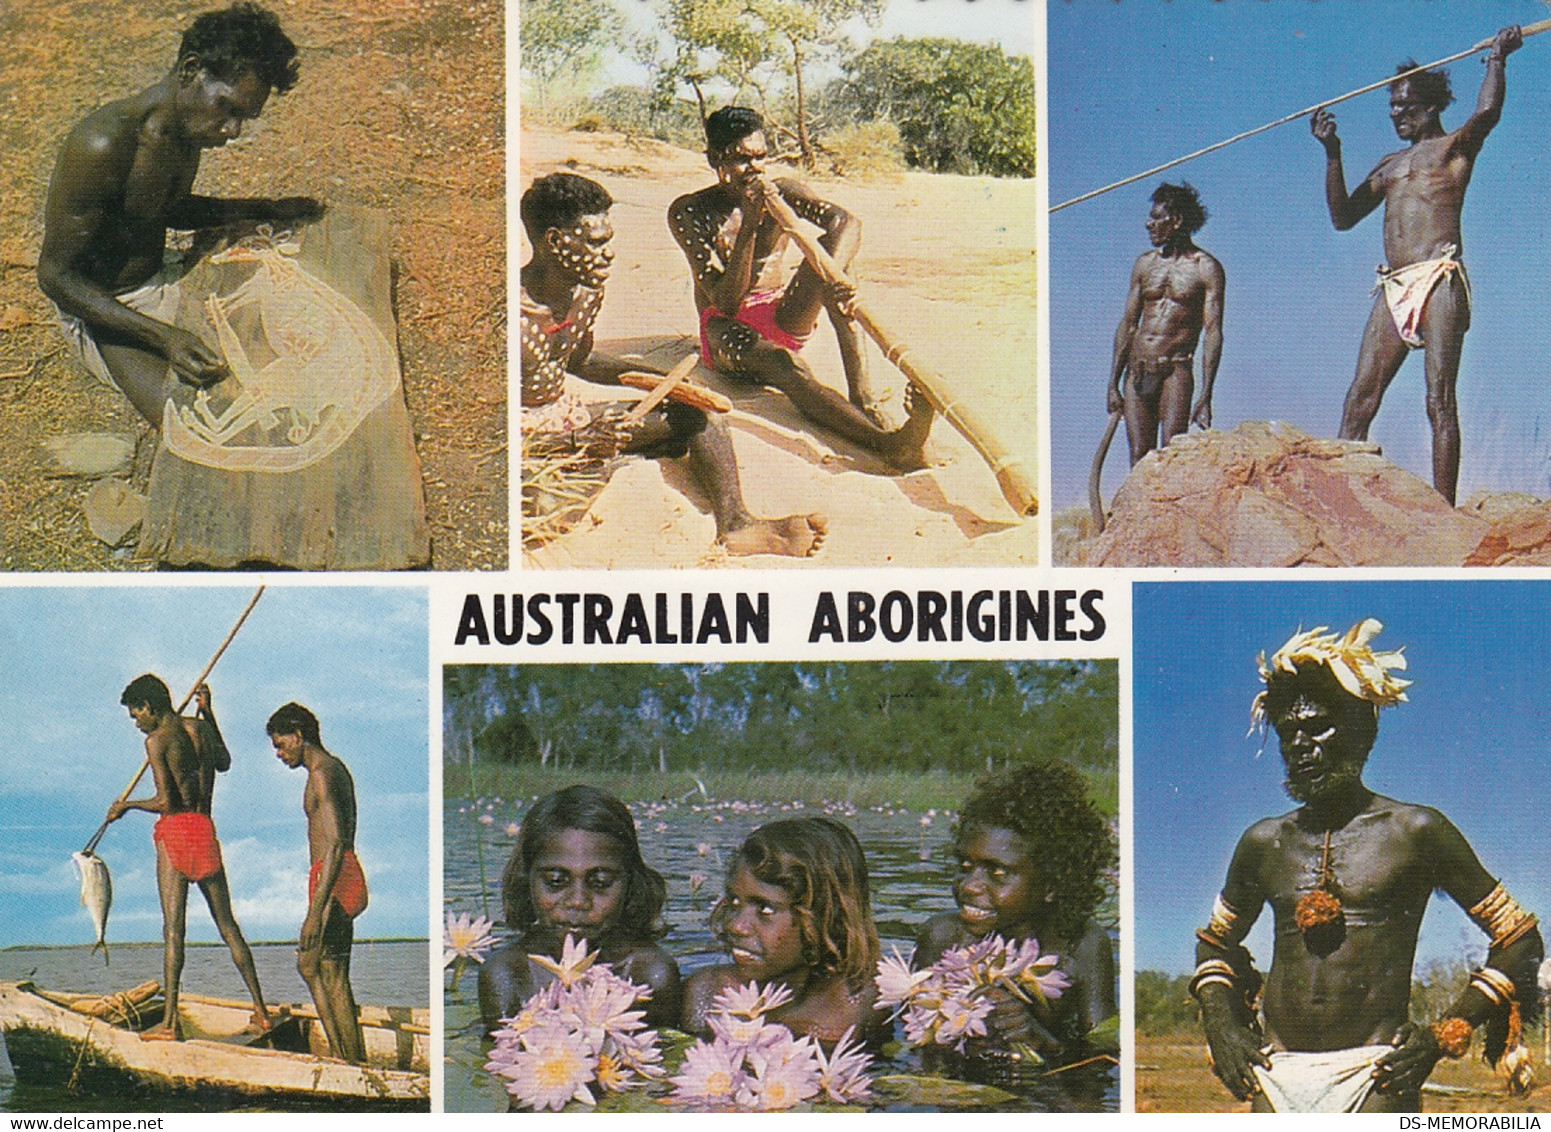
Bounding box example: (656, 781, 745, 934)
(872, 1073, 1020, 1107)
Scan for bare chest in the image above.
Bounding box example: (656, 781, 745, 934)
(519, 286, 603, 403)
(1261, 823, 1428, 923)
(1139, 257, 1204, 306)
(122, 138, 199, 227)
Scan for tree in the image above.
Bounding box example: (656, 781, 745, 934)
(836, 37, 1038, 177)
(520, 0, 626, 95)
(662, 0, 883, 166)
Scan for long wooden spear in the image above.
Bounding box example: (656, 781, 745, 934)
(82, 585, 266, 855)
(756, 180, 1039, 518)
(1052, 19, 1551, 213)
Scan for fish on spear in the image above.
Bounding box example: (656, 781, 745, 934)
(72, 586, 265, 965)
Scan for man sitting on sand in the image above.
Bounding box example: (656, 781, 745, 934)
(106, 676, 270, 1040)
(269, 702, 366, 1063)
(38, 2, 323, 424)
(668, 106, 933, 467)
(522, 171, 826, 558)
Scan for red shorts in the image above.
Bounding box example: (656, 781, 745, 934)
(309, 850, 369, 919)
(699, 288, 810, 364)
(153, 812, 223, 882)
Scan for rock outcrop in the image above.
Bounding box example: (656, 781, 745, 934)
(1075, 422, 1493, 567)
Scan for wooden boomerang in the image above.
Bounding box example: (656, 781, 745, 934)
(624, 354, 700, 423)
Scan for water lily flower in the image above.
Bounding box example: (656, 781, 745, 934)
(813, 1026, 873, 1103)
(487, 1022, 597, 1111)
(669, 1036, 746, 1106)
(874, 946, 934, 1010)
(530, 932, 599, 988)
(736, 1034, 821, 1111)
(443, 910, 497, 967)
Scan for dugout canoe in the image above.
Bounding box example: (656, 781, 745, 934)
(0, 981, 429, 1108)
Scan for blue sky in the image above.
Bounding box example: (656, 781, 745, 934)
(1050, 1, 1551, 508)
(0, 585, 428, 947)
(1134, 579, 1551, 975)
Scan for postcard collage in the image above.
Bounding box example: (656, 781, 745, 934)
(4, 0, 1551, 1123)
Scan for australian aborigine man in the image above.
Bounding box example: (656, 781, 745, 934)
(269, 702, 367, 1063)
(106, 676, 271, 1040)
(1310, 26, 1522, 505)
(38, 2, 323, 425)
(1108, 182, 1224, 466)
(521, 171, 827, 558)
(1192, 621, 1542, 1112)
(668, 106, 934, 467)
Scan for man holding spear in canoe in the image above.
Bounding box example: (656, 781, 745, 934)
(106, 675, 271, 1040)
(1312, 25, 1522, 506)
(668, 106, 935, 469)
(521, 171, 827, 557)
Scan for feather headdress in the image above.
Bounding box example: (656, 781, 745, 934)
(1250, 618, 1411, 729)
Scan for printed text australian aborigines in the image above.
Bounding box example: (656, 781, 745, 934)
(453, 590, 1106, 646)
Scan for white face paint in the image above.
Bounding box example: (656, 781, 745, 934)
(548, 213, 615, 286)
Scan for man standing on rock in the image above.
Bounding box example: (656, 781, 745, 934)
(1108, 182, 1224, 466)
(107, 675, 271, 1040)
(1191, 620, 1541, 1112)
(268, 702, 366, 1063)
(1311, 27, 1521, 505)
(38, 2, 323, 424)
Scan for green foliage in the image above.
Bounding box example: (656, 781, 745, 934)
(520, 0, 626, 91)
(1135, 970, 1199, 1036)
(1409, 956, 1474, 1025)
(835, 37, 1038, 177)
(822, 119, 905, 179)
(577, 85, 706, 148)
(444, 661, 1118, 786)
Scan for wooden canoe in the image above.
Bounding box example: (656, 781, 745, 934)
(0, 981, 428, 1109)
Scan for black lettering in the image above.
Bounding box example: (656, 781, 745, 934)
(735, 592, 769, 643)
(848, 591, 877, 642)
(1016, 589, 1048, 640)
(583, 594, 614, 644)
(556, 593, 581, 643)
(951, 590, 964, 640)
(697, 593, 731, 643)
(1080, 590, 1106, 641)
(492, 594, 522, 645)
(1055, 590, 1078, 641)
(917, 590, 947, 641)
(527, 594, 553, 644)
(655, 593, 678, 644)
(454, 593, 489, 646)
(616, 593, 651, 644)
(809, 592, 843, 642)
(880, 591, 912, 642)
(998, 590, 1011, 642)
(967, 590, 995, 642)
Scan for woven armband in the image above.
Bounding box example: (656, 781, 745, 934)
(1188, 958, 1236, 1000)
(1469, 884, 1538, 950)
(1469, 966, 1518, 1009)
(1432, 1017, 1474, 1059)
(1196, 895, 1248, 950)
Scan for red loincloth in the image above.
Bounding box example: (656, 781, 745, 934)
(699, 287, 811, 363)
(152, 812, 224, 882)
(309, 850, 369, 918)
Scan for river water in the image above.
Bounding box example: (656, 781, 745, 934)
(444, 795, 1118, 1112)
(0, 939, 428, 1112)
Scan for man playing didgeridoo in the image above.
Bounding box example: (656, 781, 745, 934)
(522, 172, 825, 557)
(668, 106, 934, 467)
(1311, 26, 1521, 504)
(269, 702, 366, 1063)
(106, 675, 271, 1040)
(1191, 621, 1542, 1112)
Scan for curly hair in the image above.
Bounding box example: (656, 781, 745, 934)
(180, 3, 300, 95)
(704, 106, 765, 156)
(266, 702, 321, 745)
(1392, 59, 1454, 112)
(520, 173, 613, 242)
(1151, 181, 1208, 236)
(121, 673, 173, 714)
(957, 759, 1116, 944)
(1259, 661, 1379, 764)
(500, 785, 667, 942)
(711, 817, 881, 990)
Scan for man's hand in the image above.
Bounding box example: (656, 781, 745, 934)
(194, 683, 212, 717)
(1489, 26, 1523, 62)
(1192, 396, 1213, 430)
(570, 406, 639, 459)
(299, 911, 323, 955)
(1107, 381, 1124, 415)
(826, 275, 859, 317)
(1310, 108, 1341, 154)
(267, 196, 326, 225)
(159, 326, 230, 388)
(106, 799, 128, 823)
(1373, 1023, 1442, 1095)
(1202, 1013, 1271, 1101)
(979, 983, 1059, 1050)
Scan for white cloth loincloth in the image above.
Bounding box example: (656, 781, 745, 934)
(1373, 243, 1470, 349)
(1252, 1045, 1391, 1112)
(55, 277, 183, 388)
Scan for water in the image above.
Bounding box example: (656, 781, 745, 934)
(0, 939, 428, 1112)
(444, 795, 1118, 1112)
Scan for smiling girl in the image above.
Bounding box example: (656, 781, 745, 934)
(682, 817, 884, 1044)
(915, 760, 1118, 1055)
(478, 785, 682, 1031)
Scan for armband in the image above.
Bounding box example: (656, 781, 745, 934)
(1469, 966, 1518, 1009)
(1432, 1017, 1473, 1059)
(1468, 884, 1538, 950)
(1196, 895, 1248, 950)
(1188, 958, 1236, 1000)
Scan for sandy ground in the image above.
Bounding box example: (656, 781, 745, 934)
(0, 0, 504, 571)
(1137, 1034, 1551, 1113)
(520, 125, 1039, 569)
